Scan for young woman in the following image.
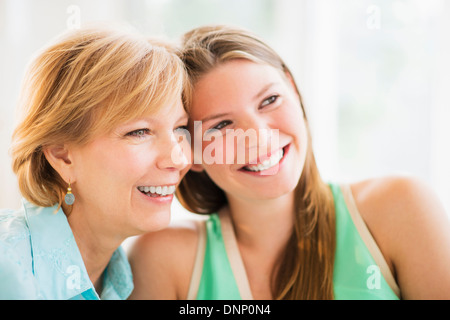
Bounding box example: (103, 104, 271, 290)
(0, 25, 191, 299)
(129, 25, 450, 300)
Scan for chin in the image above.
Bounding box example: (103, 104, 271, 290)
(136, 209, 172, 233)
(259, 185, 297, 200)
(238, 180, 297, 201)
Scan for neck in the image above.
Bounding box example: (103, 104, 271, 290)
(63, 202, 124, 294)
(226, 191, 295, 252)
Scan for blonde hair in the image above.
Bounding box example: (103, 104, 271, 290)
(177, 25, 336, 300)
(11, 25, 189, 208)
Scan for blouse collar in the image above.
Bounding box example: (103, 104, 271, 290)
(22, 199, 133, 300)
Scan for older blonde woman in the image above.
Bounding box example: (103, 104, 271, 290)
(0, 26, 191, 299)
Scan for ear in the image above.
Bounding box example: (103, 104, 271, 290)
(43, 144, 75, 183)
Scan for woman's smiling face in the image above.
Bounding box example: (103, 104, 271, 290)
(68, 99, 191, 235)
(189, 59, 309, 202)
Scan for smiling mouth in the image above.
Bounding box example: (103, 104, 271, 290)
(240, 144, 289, 172)
(137, 185, 176, 197)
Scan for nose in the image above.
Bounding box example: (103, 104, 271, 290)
(156, 132, 190, 171)
(237, 116, 280, 156)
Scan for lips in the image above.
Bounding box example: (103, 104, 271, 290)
(239, 144, 290, 175)
(242, 148, 284, 172)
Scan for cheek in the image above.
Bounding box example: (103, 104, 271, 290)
(179, 136, 194, 167)
(102, 150, 144, 178)
(295, 116, 309, 148)
(201, 163, 233, 193)
(201, 134, 227, 165)
(201, 132, 264, 166)
(75, 145, 150, 195)
(198, 138, 229, 178)
(278, 101, 308, 142)
(200, 141, 246, 194)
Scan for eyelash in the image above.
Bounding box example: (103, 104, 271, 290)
(210, 120, 232, 131)
(126, 126, 188, 138)
(207, 95, 280, 132)
(260, 95, 280, 108)
(126, 128, 150, 138)
(175, 125, 188, 131)
(175, 126, 189, 136)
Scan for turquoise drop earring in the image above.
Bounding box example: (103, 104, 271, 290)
(65, 181, 75, 205)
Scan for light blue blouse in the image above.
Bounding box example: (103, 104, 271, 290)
(0, 199, 133, 300)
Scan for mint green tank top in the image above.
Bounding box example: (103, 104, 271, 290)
(194, 183, 400, 300)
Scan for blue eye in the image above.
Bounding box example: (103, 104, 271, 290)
(126, 128, 150, 138)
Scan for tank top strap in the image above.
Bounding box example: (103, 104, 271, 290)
(219, 212, 254, 300)
(187, 213, 243, 300)
(186, 219, 207, 300)
(338, 184, 401, 298)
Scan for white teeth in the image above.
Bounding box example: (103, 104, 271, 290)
(245, 149, 284, 172)
(138, 185, 176, 196)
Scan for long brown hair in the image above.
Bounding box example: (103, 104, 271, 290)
(177, 25, 336, 299)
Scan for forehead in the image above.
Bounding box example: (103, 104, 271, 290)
(89, 96, 185, 136)
(190, 60, 284, 117)
(120, 97, 187, 126)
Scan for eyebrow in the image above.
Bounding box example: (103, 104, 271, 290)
(253, 82, 278, 101)
(200, 112, 231, 124)
(199, 82, 279, 124)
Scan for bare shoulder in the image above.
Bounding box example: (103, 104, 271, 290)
(128, 217, 206, 300)
(350, 175, 450, 299)
(350, 175, 448, 232)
